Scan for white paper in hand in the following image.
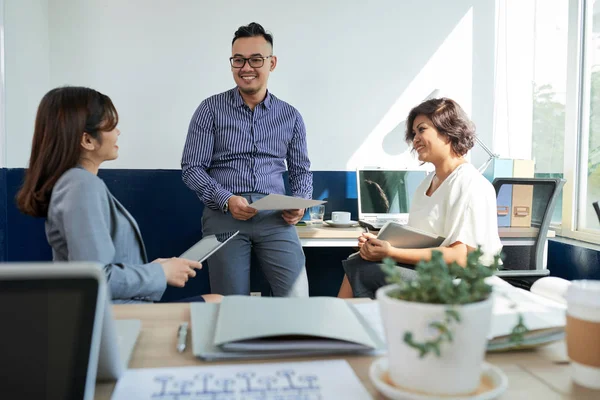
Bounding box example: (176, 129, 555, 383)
(249, 194, 326, 211)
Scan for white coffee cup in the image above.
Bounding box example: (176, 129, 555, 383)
(565, 280, 600, 390)
(331, 211, 351, 224)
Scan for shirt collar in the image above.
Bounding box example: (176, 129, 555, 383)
(263, 91, 273, 109)
(231, 87, 273, 110)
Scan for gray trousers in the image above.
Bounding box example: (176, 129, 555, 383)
(342, 253, 417, 299)
(202, 193, 308, 297)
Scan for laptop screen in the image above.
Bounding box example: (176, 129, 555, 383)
(0, 278, 99, 400)
(357, 169, 428, 218)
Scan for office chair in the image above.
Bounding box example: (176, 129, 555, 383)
(492, 178, 565, 283)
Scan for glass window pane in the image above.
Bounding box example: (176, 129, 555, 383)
(531, 0, 568, 224)
(583, 0, 600, 230)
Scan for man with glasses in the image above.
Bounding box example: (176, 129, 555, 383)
(181, 22, 312, 297)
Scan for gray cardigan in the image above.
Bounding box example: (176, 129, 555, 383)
(46, 167, 166, 303)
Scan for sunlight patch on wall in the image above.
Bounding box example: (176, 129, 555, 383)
(346, 8, 474, 171)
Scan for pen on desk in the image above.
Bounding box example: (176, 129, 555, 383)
(177, 322, 188, 353)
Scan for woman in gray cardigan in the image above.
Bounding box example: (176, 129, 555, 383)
(16, 86, 221, 304)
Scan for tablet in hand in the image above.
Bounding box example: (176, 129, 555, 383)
(179, 231, 239, 262)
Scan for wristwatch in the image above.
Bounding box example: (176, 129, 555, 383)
(223, 200, 229, 213)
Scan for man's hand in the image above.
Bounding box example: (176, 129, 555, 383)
(154, 257, 202, 288)
(282, 209, 305, 225)
(357, 232, 377, 248)
(359, 238, 392, 262)
(228, 195, 258, 221)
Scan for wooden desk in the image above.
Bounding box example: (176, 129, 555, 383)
(296, 225, 555, 247)
(95, 304, 598, 400)
(296, 225, 364, 247)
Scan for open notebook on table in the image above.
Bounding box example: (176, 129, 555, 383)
(485, 276, 568, 351)
(190, 296, 385, 361)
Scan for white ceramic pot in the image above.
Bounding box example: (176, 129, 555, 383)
(376, 284, 494, 396)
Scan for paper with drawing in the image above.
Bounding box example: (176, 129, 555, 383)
(110, 359, 371, 400)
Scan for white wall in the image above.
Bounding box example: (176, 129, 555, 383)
(5, 0, 496, 170)
(5, 0, 50, 169)
(0, 0, 5, 169)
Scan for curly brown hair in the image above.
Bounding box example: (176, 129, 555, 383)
(404, 98, 475, 157)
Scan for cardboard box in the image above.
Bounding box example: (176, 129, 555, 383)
(512, 159, 535, 178)
(510, 159, 535, 227)
(483, 159, 514, 227)
(511, 185, 534, 227)
(496, 185, 513, 227)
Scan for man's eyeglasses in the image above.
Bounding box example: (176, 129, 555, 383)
(229, 56, 272, 69)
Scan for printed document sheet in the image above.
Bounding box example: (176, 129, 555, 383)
(111, 359, 371, 400)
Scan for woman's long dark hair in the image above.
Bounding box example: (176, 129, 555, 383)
(16, 86, 118, 217)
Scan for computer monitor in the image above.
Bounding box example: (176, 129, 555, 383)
(0, 262, 137, 400)
(356, 168, 428, 226)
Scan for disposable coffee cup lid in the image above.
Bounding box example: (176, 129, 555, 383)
(566, 280, 600, 308)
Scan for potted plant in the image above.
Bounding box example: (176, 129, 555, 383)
(376, 248, 525, 396)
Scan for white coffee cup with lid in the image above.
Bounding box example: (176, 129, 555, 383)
(565, 279, 600, 390)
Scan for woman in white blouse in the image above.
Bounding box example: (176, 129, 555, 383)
(339, 97, 502, 298)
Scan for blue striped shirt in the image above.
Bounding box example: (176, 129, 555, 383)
(181, 88, 313, 211)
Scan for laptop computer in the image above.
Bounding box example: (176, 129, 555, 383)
(356, 168, 428, 230)
(0, 262, 140, 400)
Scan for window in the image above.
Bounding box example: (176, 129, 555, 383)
(495, 0, 600, 244)
(560, 0, 600, 242)
(531, 0, 568, 225)
(580, 0, 600, 231)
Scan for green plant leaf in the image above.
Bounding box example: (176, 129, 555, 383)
(381, 246, 527, 357)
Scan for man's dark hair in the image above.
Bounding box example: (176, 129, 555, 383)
(232, 22, 273, 47)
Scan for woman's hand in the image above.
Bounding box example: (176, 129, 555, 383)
(357, 232, 377, 248)
(154, 257, 202, 287)
(359, 238, 392, 262)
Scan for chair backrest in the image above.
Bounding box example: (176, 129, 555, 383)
(492, 178, 565, 272)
